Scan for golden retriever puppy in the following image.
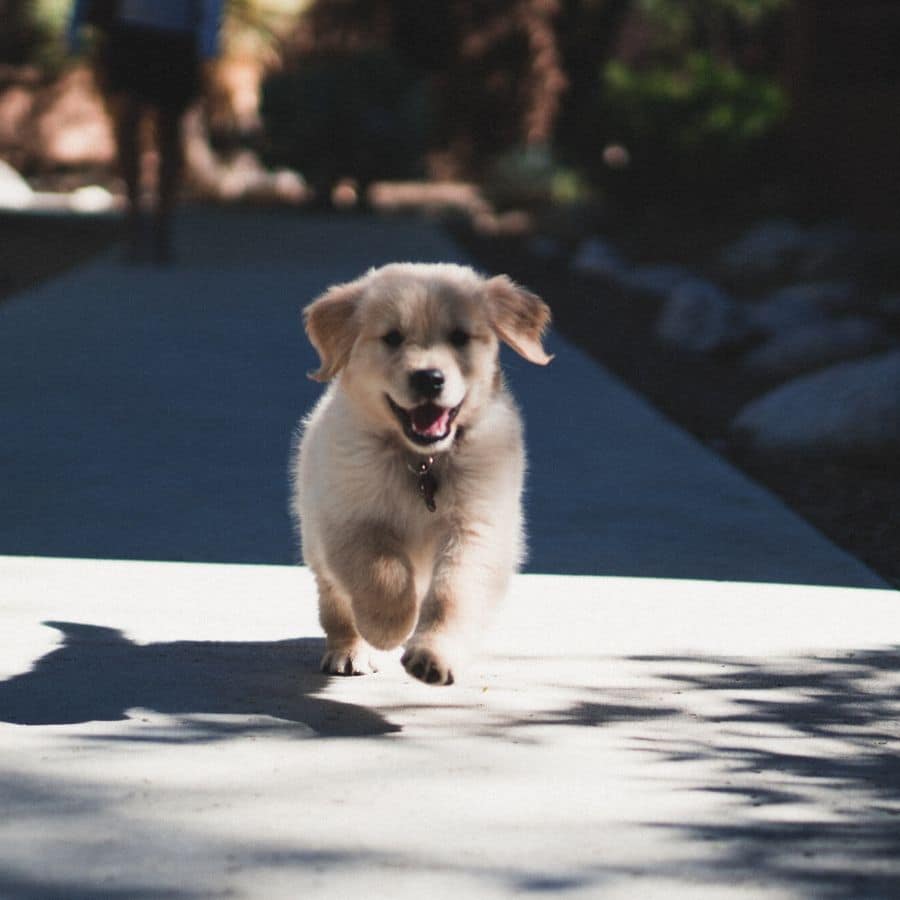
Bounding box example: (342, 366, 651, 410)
(291, 263, 551, 685)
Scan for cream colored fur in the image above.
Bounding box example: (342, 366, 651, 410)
(290, 262, 551, 685)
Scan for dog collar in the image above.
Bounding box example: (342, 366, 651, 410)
(408, 456, 438, 512)
(405, 426, 463, 512)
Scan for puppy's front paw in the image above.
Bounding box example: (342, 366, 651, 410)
(321, 645, 378, 677)
(401, 645, 455, 686)
(352, 590, 418, 652)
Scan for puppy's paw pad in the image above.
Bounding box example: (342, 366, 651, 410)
(401, 647, 454, 686)
(320, 648, 378, 676)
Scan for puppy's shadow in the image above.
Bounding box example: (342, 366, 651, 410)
(0, 622, 399, 740)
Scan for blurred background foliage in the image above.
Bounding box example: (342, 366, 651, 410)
(261, 48, 430, 192)
(2, 0, 792, 214)
(556, 0, 789, 211)
(0, 0, 71, 70)
(257, 0, 789, 210)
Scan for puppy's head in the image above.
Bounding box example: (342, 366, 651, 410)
(304, 263, 551, 453)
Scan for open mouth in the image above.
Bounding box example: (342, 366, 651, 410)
(386, 395, 463, 446)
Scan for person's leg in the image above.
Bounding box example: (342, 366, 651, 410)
(110, 94, 144, 261)
(153, 105, 185, 264)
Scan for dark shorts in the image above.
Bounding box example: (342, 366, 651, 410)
(98, 24, 200, 110)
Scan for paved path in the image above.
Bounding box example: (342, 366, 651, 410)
(0, 208, 884, 586)
(1, 555, 898, 899)
(1, 210, 897, 899)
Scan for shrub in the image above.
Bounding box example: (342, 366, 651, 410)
(602, 51, 787, 165)
(592, 52, 788, 209)
(260, 48, 430, 190)
(558, 0, 790, 212)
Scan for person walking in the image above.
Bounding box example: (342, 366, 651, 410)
(69, 0, 223, 263)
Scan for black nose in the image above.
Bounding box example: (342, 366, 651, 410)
(409, 368, 445, 399)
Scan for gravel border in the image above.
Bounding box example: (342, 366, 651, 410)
(453, 223, 900, 589)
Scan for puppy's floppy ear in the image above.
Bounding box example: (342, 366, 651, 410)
(303, 279, 365, 381)
(484, 275, 553, 365)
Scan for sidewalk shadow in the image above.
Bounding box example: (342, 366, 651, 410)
(0, 621, 399, 739)
(630, 647, 900, 898)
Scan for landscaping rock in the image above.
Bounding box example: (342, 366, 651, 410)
(656, 278, 757, 353)
(879, 295, 900, 323)
(731, 350, 900, 457)
(31, 67, 115, 168)
(797, 222, 862, 279)
(621, 263, 692, 300)
(570, 236, 628, 281)
(528, 234, 564, 262)
(784, 280, 862, 313)
(69, 184, 116, 213)
(752, 290, 826, 333)
(0, 85, 34, 159)
(719, 219, 813, 281)
(742, 316, 888, 379)
(0, 158, 32, 209)
(752, 281, 864, 333)
(183, 109, 308, 204)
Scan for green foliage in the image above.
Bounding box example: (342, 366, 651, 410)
(221, 0, 311, 62)
(633, 0, 788, 63)
(32, 0, 70, 36)
(637, 0, 787, 36)
(603, 52, 787, 154)
(0, 0, 70, 70)
(486, 145, 593, 210)
(558, 0, 791, 209)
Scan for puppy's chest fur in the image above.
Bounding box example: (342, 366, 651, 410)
(298, 388, 469, 534)
(333, 431, 465, 534)
(295, 379, 525, 595)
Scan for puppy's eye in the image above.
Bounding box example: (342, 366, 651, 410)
(382, 330, 404, 348)
(449, 328, 470, 348)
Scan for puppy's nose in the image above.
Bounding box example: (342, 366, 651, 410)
(409, 368, 445, 399)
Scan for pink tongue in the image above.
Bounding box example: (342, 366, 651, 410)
(410, 403, 451, 436)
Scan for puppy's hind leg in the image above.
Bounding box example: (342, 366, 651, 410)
(315, 572, 378, 676)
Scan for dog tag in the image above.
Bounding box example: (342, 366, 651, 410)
(418, 469, 438, 512)
(411, 456, 438, 512)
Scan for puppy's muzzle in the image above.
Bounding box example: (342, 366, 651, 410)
(386, 394, 463, 446)
(409, 368, 445, 400)
(388, 369, 463, 447)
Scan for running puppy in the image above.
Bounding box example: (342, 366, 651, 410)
(291, 263, 551, 685)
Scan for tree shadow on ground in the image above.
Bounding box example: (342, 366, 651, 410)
(0, 768, 361, 900)
(0, 621, 399, 739)
(631, 647, 900, 899)
(0, 872, 200, 900)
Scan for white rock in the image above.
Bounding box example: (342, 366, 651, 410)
(656, 278, 757, 353)
(0, 158, 33, 210)
(753, 281, 863, 333)
(742, 316, 888, 379)
(731, 350, 900, 456)
(879, 295, 900, 322)
(528, 235, 564, 261)
(69, 184, 115, 213)
(570, 237, 627, 280)
(798, 222, 861, 278)
(753, 291, 825, 333)
(621, 264, 692, 299)
(33, 68, 115, 167)
(720, 219, 813, 280)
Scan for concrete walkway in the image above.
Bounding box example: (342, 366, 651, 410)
(1, 209, 897, 898)
(1, 556, 898, 898)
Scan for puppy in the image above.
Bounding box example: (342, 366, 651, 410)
(290, 262, 551, 685)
